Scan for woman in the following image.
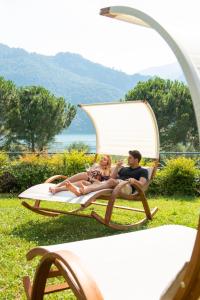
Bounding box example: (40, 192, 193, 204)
(49, 155, 112, 194)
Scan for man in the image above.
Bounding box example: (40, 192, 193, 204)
(66, 150, 148, 196)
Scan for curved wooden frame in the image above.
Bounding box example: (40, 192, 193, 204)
(21, 162, 158, 230)
(92, 178, 158, 230)
(23, 217, 200, 300)
(23, 250, 103, 300)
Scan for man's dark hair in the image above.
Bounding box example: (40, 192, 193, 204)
(129, 150, 142, 162)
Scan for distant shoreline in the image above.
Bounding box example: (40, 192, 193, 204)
(49, 133, 96, 152)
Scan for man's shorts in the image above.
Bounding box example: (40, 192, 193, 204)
(117, 179, 132, 195)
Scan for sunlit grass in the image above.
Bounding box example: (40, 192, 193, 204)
(0, 194, 199, 299)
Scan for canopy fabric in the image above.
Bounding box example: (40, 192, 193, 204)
(100, 3, 200, 143)
(80, 101, 159, 158)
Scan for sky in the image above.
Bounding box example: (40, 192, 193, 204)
(0, 0, 195, 74)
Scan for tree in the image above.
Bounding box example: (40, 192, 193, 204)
(125, 77, 199, 150)
(67, 141, 90, 153)
(0, 76, 18, 142)
(7, 86, 76, 151)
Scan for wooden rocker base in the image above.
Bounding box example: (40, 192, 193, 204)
(92, 206, 158, 230)
(22, 198, 158, 231)
(21, 200, 93, 218)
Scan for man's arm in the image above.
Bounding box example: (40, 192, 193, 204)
(128, 177, 147, 188)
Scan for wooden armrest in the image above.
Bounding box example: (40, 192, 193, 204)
(45, 175, 68, 183)
(26, 247, 49, 260)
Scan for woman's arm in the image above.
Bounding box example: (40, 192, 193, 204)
(110, 160, 123, 179)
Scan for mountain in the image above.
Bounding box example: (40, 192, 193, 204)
(139, 62, 186, 82)
(0, 44, 150, 133)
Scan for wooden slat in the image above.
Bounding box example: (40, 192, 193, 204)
(44, 282, 69, 294)
(48, 269, 61, 278)
(91, 201, 145, 213)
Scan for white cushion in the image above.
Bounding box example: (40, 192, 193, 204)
(19, 183, 109, 204)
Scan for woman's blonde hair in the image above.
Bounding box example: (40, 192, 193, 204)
(103, 155, 112, 169)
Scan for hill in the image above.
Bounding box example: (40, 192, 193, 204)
(139, 62, 185, 82)
(0, 43, 149, 133)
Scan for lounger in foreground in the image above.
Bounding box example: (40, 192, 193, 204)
(23, 217, 200, 300)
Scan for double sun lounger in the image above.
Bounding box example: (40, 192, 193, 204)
(19, 102, 160, 230)
(19, 100, 159, 230)
(19, 164, 158, 230)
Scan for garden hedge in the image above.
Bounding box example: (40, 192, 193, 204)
(0, 152, 199, 196)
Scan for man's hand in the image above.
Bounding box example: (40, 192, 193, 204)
(128, 178, 135, 185)
(116, 160, 124, 168)
(128, 177, 147, 187)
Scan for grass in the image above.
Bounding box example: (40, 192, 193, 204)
(0, 194, 200, 299)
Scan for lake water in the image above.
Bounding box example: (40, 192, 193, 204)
(49, 133, 96, 153)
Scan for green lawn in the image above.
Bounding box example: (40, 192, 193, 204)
(0, 194, 200, 299)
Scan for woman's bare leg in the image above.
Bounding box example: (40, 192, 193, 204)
(71, 180, 91, 187)
(68, 172, 88, 183)
(49, 186, 68, 194)
(81, 180, 91, 186)
(81, 179, 117, 194)
(56, 172, 88, 187)
(49, 179, 91, 194)
(68, 178, 118, 195)
(65, 181, 83, 196)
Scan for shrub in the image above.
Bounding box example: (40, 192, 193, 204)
(0, 171, 18, 192)
(149, 157, 199, 196)
(1, 153, 198, 196)
(0, 152, 9, 175)
(67, 141, 90, 153)
(195, 169, 200, 195)
(11, 157, 54, 192)
(49, 151, 94, 176)
(9, 151, 95, 192)
(148, 170, 163, 195)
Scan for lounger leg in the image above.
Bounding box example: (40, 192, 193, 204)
(104, 194, 116, 225)
(91, 191, 158, 230)
(91, 195, 115, 226)
(140, 195, 152, 220)
(34, 200, 41, 208)
(30, 257, 52, 299)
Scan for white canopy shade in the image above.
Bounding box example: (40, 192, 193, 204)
(100, 3, 200, 143)
(80, 101, 159, 158)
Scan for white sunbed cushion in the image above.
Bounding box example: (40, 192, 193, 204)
(37, 225, 196, 300)
(18, 183, 110, 204)
(143, 166, 154, 180)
